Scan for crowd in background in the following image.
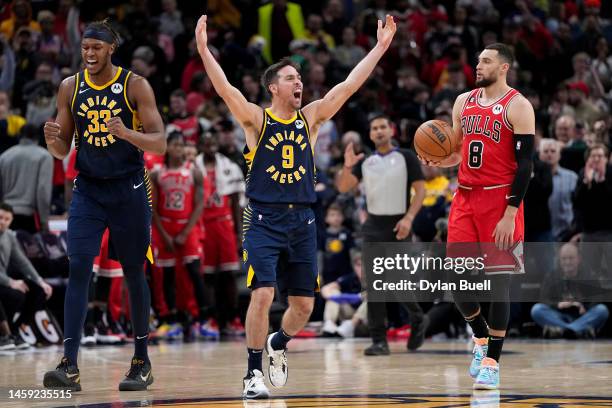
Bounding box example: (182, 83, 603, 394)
(1, 0, 612, 349)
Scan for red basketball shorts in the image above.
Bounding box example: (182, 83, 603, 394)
(447, 185, 524, 274)
(202, 215, 239, 273)
(152, 219, 202, 267)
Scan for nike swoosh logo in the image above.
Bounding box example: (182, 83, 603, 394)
(505, 195, 515, 199)
(267, 121, 277, 126)
(66, 372, 79, 379)
(133, 182, 144, 189)
(78, 88, 89, 94)
(140, 371, 150, 382)
(308, 219, 315, 224)
(136, 334, 148, 340)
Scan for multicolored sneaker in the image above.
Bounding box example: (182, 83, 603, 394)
(199, 319, 220, 340)
(224, 317, 246, 337)
(155, 323, 171, 339)
(473, 357, 500, 390)
(166, 323, 183, 340)
(470, 336, 488, 378)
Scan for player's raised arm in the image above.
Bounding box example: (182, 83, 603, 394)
(44, 76, 76, 160)
(106, 75, 166, 155)
(302, 15, 396, 133)
(195, 15, 262, 145)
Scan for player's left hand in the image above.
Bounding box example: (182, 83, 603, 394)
(492, 214, 515, 251)
(174, 232, 188, 246)
(376, 14, 397, 50)
(106, 116, 129, 139)
(394, 215, 413, 240)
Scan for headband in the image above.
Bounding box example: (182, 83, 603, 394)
(83, 27, 115, 44)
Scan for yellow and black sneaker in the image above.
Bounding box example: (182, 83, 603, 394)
(118, 357, 153, 391)
(43, 357, 82, 391)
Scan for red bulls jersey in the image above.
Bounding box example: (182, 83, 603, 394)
(458, 87, 521, 187)
(156, 164, 195, 220)
(171, 115, 201, 146)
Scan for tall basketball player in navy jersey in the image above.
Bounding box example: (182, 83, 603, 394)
(42, 20, 165, 391)
(196, 14, 397, 398)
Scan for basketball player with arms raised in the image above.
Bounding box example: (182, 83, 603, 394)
(420, 43, 535, 390)
(195, 14, 396, 399)
(42, 20, 165, 391)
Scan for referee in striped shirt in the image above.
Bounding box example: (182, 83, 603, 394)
(337, 114, 428, 355)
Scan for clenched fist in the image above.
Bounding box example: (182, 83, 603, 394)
(44, 121, 62, 145)
(106, 116, 129, 139)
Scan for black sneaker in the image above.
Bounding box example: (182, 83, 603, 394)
(407, 315, 430, 351)
(43, 357, 82, 391)
(118, 357, 153, 391)
(364, 341, 390, 356)
(11, 335, 30, 350)
(0, 335, 15, 351)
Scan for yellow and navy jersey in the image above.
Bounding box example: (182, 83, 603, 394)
(71, 67, 144, 179)
(244, 108, 316, 204)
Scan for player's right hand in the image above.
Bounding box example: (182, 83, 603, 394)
(163, 234, 175, 253)
(195, 15, 208, 54)
(343, 142, 365, 169)
(44, 121, 61, 145)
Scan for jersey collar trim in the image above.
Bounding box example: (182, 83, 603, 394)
(84, 66, 123, 90)
(265, 108, 297, 124)
(475, 87, 514, 108)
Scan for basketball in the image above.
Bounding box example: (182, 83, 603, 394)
(414, 120, 456, 162)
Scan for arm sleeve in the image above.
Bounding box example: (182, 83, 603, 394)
(8, 233, 43, 284)
(351, 158, 365, 181)
(508, 134, 535, 208)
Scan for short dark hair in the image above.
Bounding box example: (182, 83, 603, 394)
(0, 202, 13, 214)
(170, 88, 186, 99)
(327, 202, 343, 214)
(484, 43, 514, 65)
(585, 143, 609, 160)
(261, 57, 299, 96)
(83, 19, 121, 47)
(368, 113, 391, 126)
(20, 123, 40, 141)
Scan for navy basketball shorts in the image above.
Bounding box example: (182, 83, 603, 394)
(242, 202, 319, 297)
(67, 169, 153, 266)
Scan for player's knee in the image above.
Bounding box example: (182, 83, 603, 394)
(69, 254, 96, 284)
(250, 287, 275, 310)
(289, 297, 314, 318)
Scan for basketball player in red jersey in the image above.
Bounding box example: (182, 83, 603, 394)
(150, 131, 207, 335)
(195, 131, 245, 336)
(420, 43, 535, 390)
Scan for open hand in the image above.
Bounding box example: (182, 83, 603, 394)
(195, 15, 209, 55)
(376, 15, 397, 50)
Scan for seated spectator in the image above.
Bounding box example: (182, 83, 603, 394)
(0, 123, 53, 233)
(0, 298, 29, 350)
(318, 203, 354, 285)
(0, 203, 53, 338)
(320, 251, 367, 338)
(531, 243, 609, 338)
(412, 165, 450, 242)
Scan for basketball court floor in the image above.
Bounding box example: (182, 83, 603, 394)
(2, 338, 612, 407)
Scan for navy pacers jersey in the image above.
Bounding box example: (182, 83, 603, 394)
(71, 67, 144, 179)
(244, 108, 316, 204)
